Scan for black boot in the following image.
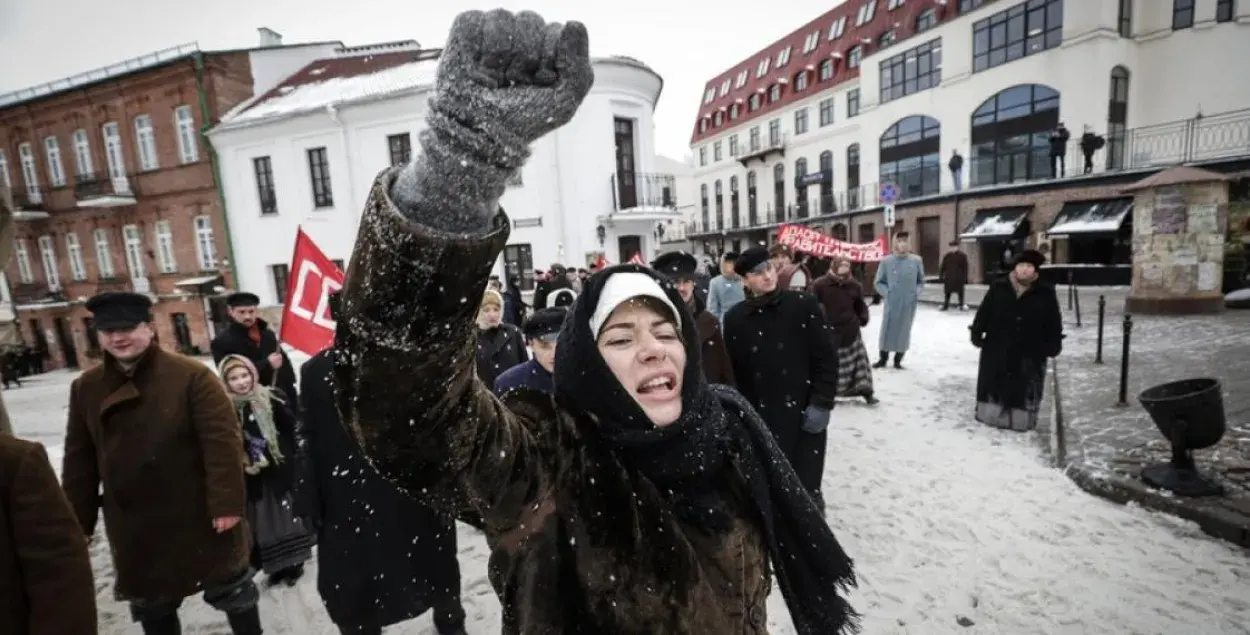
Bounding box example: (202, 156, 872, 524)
(140, 614, 182, 635)
(893, 353, 905, 369)
(226, 606, 263, 635)
(872, 352, 888, 369)
(863, 391, 879, 405)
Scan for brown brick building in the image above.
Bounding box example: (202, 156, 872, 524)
(0, 33, 342, 369)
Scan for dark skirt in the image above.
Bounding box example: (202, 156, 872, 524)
(835, 334, 874, 397)
(246, 479, 314, 575)
(975, 356, 1047, 432)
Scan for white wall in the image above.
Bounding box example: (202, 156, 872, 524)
(246, 44, 344, 98)
(211, 57, 667, 302)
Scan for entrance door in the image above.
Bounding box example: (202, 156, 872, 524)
(614, 118, 638, 209)
(53, 317, 78, 369)
(916, 216, 942, 275)
(172, 313, 194, 354)
(618, 235, 642, 264)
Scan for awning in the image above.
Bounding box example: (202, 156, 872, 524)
(960, 207, 1031, 240)
(174, 275, 222, 287)
(1047, 198, 1133, 236)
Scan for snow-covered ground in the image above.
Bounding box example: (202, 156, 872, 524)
(7, 304, 1249, 634)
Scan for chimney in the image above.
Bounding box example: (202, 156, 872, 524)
(258, 27, 283, 47)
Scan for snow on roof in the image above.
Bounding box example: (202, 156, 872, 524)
(961, 208, 1029, 238)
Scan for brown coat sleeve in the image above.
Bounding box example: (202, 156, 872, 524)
(705, 320, 736, 387)
(188, 366, 247, 519)
(60, 379, 100, 537)
(335, 170, 554, 530)
(11, 441, 97, 635)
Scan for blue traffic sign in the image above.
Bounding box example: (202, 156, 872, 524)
(879, 182, 899, 204)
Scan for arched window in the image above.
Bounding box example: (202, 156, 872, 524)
(795, 157, 810, 218)
(747, 170, 758, 225)
(773, 163, 786, 221)
(819, 150, 834, 214)
(729, 176, 741, 228)
(879, 115, 941, 199)
(714, 179, 724, 230)
(1108, 67, 1130, 170)
(970, 84, 1060, 186)
(700, 183, 709, 230)
(847, 143, 861, 210)
(915, 8, 938, 32)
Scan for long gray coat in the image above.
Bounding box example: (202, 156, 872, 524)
(874, 253, 925, 352)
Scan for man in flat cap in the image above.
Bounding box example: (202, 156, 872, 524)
(652, 251, 734, 387)
(493, 306, 568, 396)
(211, 291, 299, 413)
(723, 246, 839, 509)
(62, 292, 263, 634)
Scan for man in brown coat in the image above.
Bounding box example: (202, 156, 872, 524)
(653, 250, 735, 386)
(0, 434, 96, 635)
(939, 240, 970, 311)
(62, 292, 262, 635)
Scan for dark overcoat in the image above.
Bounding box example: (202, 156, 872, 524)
(812, 274, 870, 348)
(0, 435, 96, 635)
(237, 392, 298, 503)
(61, 347, 250, 602)
(970, 278, 1064, 409)
(211, 320, 300, 414)
(691, 296, 736, 386)
(475, 323, 529, 388)
(940, 250, 969, 294)
(332, 172, 773, 634)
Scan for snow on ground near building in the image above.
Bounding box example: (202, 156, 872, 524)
(7, 304, 1250, 634)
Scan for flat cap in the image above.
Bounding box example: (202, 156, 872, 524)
(734, 246, 771, 277)
(523, 307, 568, 341)
(86, 292, 153, 331)
(225, 291, 261, 307)
(651, 251, 699, 281)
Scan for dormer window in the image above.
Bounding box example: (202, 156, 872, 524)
(736, 70, 749, 87)
(713, 111, 724, 126)
(828, 16, 848, 40)
(777, 46, 792, 67)
(720, 79, 731, 96)
(756, 57, 771, 77)
(819, 59, 835, 81)
(749, 94, 762, 111)
(795, 71, 809, 91)
(856, 0, 878, 26)
(699, 119, 709, 133)
(730, 103, 741, 119)
(848, 45, 863, 68)
(769, 84, 782, 102)
(703, 88, 715, 104)
(915, 8, 937, 32)
(878, 29, 897, 49)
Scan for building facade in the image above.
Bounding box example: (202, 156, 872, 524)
(209, 50, 678, 303)
(686, 0, 1250, 281)
(0, 31, 344, 369)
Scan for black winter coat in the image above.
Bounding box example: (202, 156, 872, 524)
(237, 393, 298, 503)
(211, 320, 299, 416)
(970, 278, 1064, 408)
(296, 351, 461, 629)
(475, 323, 529, 387)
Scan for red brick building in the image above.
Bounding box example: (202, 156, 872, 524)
(0, 34, 342, 369)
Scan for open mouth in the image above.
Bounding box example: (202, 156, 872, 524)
(636, 373, 678, 396)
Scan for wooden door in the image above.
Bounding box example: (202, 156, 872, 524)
(618, 235, 642, 264)
(916, 216, 942, 275)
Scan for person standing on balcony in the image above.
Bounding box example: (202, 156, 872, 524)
(1080, 125, 1106, 174)
(948, 149, 964, 191)
(707, 251, 746, 323)
(1049, 123, 1070, 178)
(939, 240, 969, 311)
(211, 292, 299, 419)
(873, 233, 924, 370)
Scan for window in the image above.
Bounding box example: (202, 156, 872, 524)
(65, 233, 87, 281)
(102, 122, 127, 185)
(14, 240, 33, 283)
(700, 183, 710, 229)
(713, 111, 724, 126)
(123, 224, 146, 278)
(714, 141, 723, 162)
(17, 143, 40, 201)
(973, 0, 1064, 73)
(818, 150, 834, 213)
(270, 264, 291, 304)
(969, 83, 1061, 186)
(819, 59, 835, 81)
(777, 46, 792, 67)
(880, 38, 943, 104)
(749, 94, 762, 111)
(37, 236, 60, 289)
(772, 163, 786, 218)
(44, 137, 65, 187)
(829, 16, 848, 40)
(916, 8, 938, 31)
(847, 89, 861, 117)
(714, 180, 724, 229)
(887, 0, 905, 9)
(174, 105, 199, 164)
(768, 119, 781, 145)
(879, 115, 942, 199)
(848, 46, 863, 68)
(878, 29, 897, 49)
(1216, 0, 1234, 22)
(756, 57, 771, 77)
(795, 108, 810, 135)
(307, 147, 333, 207)
(729, 135, 739, 157)
(794, 158, 810, 218)
(749, 127, 761, 151)
(93, 228, 115, 277)
(154, 220, 177, 273)
(703, 87, 716, 104)
(730, 104, 741, 120)
(72, 129, 93, 177)
(795, 71, 809, 91)
(1107, 67, 1130, 169)
(1172, 0, 1194, 28)
(769, 84, 782, 102)
(847, 143, 862, 209)
(194, 216, 216, 270)
(819, 99, 835, 126)
(746, 170, 759, 223)
(1118, 0, 1133, 36)
(960, 0, 987, 11)
(699, 119, 709, 133)
(133, 115, 158, 170)
(0, 150, 9, 189)
(803, 31, 821, 53)
(388, 133, 412, 167)
(504, 244, 535, 291)
(699, 146, 708, 166)
(253, 156, 277, 215)
(857, 0, 878, 25)
(720, 79, 731, 96)
(736, 70, 749, 87)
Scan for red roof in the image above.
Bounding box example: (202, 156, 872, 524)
(240, 48, 437, 116)
(689, 0, 992, 145)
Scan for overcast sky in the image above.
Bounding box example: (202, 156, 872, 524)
(0, 0, 847, 160)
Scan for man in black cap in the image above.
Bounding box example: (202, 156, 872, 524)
(651, 251, 735, 386)
(722, 246, 839, 509)
(211, 291, 299, 412)
(492, 306, 567, 396)
(62, 292, 262, 634)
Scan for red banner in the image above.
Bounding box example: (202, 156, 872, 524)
(777, 224, 888, 262)
(279, 229, 345, 356)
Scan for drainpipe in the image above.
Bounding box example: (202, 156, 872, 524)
(192, 52, 239, 287)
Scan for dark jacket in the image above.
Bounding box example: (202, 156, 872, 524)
(690, 296, 736, 386)
(0, 435, 96, 635)
(1080, 131, 1105, 155)
(939, 250, 969, 293)
(476, 323, 529, 387)
(296, 350, 460, 628)
(811, 275, 870, 348)
(948, 153, 963, 172)
(493, 358, 554, 396)
(237, 392, 299, 503)
(1049, 127, 1070, 155)
(62, 347, 250, 602)
(971, 277, 1064, 409)
(211, 320, 299, 416)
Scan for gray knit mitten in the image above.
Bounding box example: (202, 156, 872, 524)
(390, 10, 594, 232)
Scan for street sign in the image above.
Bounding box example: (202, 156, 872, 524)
(879, 182, 899, 204)
(884, 204, 896, 227)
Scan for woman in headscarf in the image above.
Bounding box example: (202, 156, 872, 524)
(475, 288, 529, 387)
(812, 256, 878, 404)
(969, 249, 1064, 431)
(218, 354, 313, 586)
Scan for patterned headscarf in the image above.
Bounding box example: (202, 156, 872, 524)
(217, 354, 285, 464)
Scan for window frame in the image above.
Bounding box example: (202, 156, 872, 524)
(1216, 0, 1234, 22)
(154, 220, 178, 273)
(306, 147, 334, 208)
(1172, 0, 1195, 29)
(819, 98, 835, 126)
(253, 156, 277, 215)
(37, 235, 61, 290)
(44, 136, 66, 187)
(133, 114, 159, 171)
(65, 232, 87, 281)
(194, 215, 216, 271)
(93, 228, 115, 278)
(847, 89, 861, 117)
(72, 129, 94, 177)
(795, 108, 810, 135)
(972, 0, 1064, 73)
(174, 105, 199, 164)
(879, 38, 943, 104)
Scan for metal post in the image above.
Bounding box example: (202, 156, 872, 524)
(1073, 284, 1082, 328)
(1067, 270, 1074, 310)
(1094, 295, 1106, 364)
(1116, 314, 1133, 406)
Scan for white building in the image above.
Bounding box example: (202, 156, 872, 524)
(209, 47, 677, 302)
(686, 0, 1250, 252)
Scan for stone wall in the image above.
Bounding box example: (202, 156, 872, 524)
(1127, 181, 1228, 314)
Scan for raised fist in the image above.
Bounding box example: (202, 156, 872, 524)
(434, 10, 594, 153)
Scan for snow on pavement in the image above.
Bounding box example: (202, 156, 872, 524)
(6, 304, 1249, 634)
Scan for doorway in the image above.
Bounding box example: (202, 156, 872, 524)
(916, 216, 942, 275)
(172, 313, 194, 354)
(614, 118, 638, 209)
(53, 317, 79, 369)
(618, 235, 642, 264)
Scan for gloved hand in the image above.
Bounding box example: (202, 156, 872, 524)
(390, 9, 594, 231)
(970, 330, 984, 348)
(801, 405, 832, 434)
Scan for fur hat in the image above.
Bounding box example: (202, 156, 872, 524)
(481, 289, 504, 309)
(1015, 249, 1046, 268)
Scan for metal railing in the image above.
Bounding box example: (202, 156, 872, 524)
(11, 188, 46, 210)
(75, 175, 138, 201)
(610, 172, 677, 210)
(739, 133, 788, 163)
(0, 43, 202, 108)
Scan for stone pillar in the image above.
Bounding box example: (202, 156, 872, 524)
(1124, 167, 1230, 315)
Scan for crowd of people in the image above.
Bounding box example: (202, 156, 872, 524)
(0, 9, 1065, 635)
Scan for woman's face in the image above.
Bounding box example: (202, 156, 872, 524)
(479, 304, 502, 327)
(1014, 262, 1038, 281)
(836, 261, 851, 275)
(596, 300, 686, 427)
(225, 366, 255, 395)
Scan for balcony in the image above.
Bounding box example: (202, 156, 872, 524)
(10, 282, 65, 306)
(9, 186, 50, 220)
(75, 173, 137, 208)
(611, 172, 677, 211)
(737, 133, 788, 167)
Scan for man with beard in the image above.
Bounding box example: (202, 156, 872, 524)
(63, 292, 260, 635)
(211, 292, 299, 413)
(873, 233, 925, 369)
(652, 251, 734, 386)
(723, 247, 838, 506)
(493, 306, 567, 396)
